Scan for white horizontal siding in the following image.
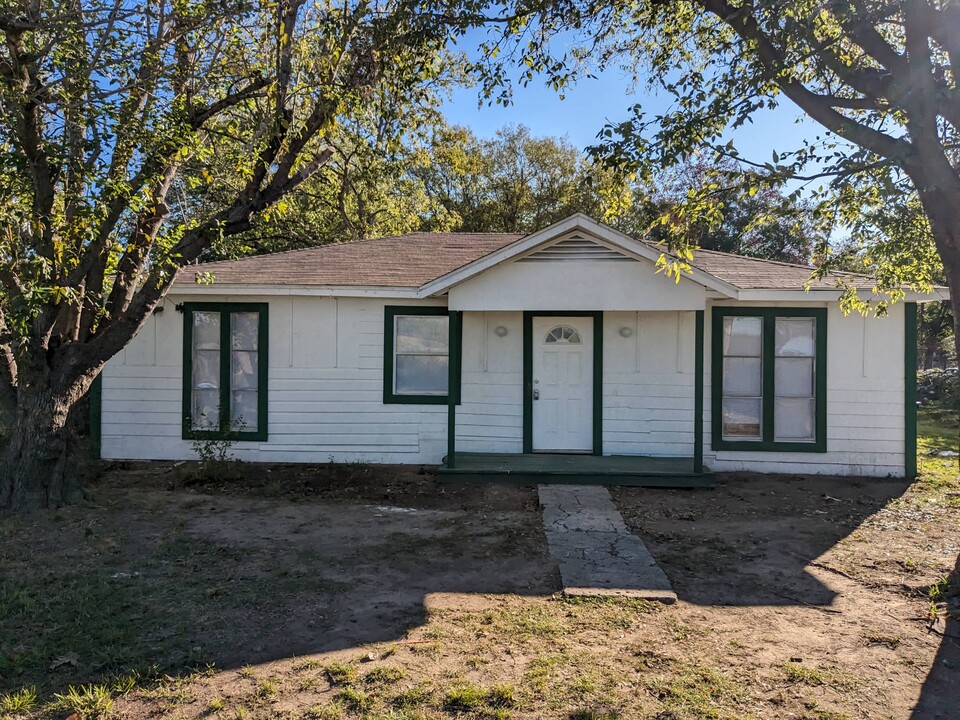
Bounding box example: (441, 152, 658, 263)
(601, 312, 697, 457)
(100, 295, 448, 464)
(100, 293, 910, 477)
(704, 301, 907, 477)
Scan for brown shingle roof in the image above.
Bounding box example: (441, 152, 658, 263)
(174, 232, 524, 288)
(690, 249, 874, 290)
(173, 231, 872, 292)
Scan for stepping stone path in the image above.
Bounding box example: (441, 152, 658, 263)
(538, 484, 677, 603)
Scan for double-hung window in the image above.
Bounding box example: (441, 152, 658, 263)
(712, 307, 826, 452)
(182, 303, 268, 440)
(383, 306, 453, 404)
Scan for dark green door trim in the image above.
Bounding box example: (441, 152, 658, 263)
(694, 310, 704, 473)
(446, 310, 462, 469)
(904, 302, 917, 480)
(523, 311, 603, 455)
(711, 306, 827, 453)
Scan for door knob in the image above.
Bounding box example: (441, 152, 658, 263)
(533, 390, 540, 400)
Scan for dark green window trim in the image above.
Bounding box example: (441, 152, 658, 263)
(383, 305, 460, 405)
(694, 310, 704, 473)
(182, 302, 269, 441)
(904, 302, 917, 480)
(523, 311, 603, 455)
(711, 306, 827, 453)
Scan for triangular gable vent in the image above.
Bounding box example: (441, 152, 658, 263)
(518, 235, 633, 262)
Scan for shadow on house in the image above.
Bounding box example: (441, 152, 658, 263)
(911, 551, 960, 720)
(613, 473, 913, 606)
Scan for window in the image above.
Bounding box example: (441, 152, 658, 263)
(383, 306, 456, 404)
(712, 307, 826, 452)
(545, 325, 582, 344)
(182, 303, 268, 440)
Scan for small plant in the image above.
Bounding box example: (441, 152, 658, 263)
(55, 683, 115, 719)
(487, 684, 517, 708)
(239, 665, 257, 679)
(0, 686, 38, 715)
(363, 665, 406, 685)
(190, 432, 238, 481)
(332, 687, 371, 712)
(444, 684, 487, 711)
(325, 661, 357, 686)
(255, 678, 279, 699)
(392, 683, 433, 708)
(208, 697, 226, 711)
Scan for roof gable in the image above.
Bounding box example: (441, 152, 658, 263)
(419, 214, 740, 298)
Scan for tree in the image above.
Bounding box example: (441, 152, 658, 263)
(0, 0, 464, 509)
(615, 158, 823, 263)
(480, 1, 958, 325)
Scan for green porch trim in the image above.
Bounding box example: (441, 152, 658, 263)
(694, 310, 704, 473)
(711, 306, 827, 453)
(382, 305, 455, 405)
(905, 302, 917, 480)
(438, 452, 713, 488)
(181, 302, 269, 441)
(89, 372, 102, 459)
(522, 311, 603, 455)
(446, 310, 462, 469)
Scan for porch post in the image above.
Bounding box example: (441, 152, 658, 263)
(904, 302, 917, 480)
(447, 310, 462, 469)
(694, 310, 704, 473)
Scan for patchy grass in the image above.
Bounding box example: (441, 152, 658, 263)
(1, 414, 958, 719)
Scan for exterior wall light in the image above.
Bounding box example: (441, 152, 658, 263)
(619, 326, 634, 338)
(494, 326, 509, 337)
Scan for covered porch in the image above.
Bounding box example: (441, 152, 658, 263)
(438, 452, 714, 487)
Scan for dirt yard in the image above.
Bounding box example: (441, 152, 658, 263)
(0, 418, 957, 720)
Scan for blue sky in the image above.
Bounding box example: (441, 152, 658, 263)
(441, 65, 823, 180)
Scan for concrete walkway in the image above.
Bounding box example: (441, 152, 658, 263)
(538, 484, 676, 603)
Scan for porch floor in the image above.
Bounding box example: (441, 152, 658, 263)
(439, 453, 714, 488)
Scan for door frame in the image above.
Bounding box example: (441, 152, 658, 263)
(523, 311, 603, 455)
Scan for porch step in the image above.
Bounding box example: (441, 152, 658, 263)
(438, 452, 714, 488)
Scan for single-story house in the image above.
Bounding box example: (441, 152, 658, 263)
(95, 214, 944, 483)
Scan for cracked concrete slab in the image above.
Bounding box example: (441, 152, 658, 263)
(538, 484, 676, 603)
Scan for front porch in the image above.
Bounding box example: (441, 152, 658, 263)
(438, 452, 714, 487)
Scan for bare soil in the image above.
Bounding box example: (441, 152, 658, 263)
(0, 458, 957, 720)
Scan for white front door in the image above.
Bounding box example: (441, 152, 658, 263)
(532, 316, 594, 452)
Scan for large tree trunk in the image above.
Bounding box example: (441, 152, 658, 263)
(0, 382, 85, 511)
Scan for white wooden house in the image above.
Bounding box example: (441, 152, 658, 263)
(95, 214, 944, 483)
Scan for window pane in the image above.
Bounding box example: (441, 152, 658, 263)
(775, 318, 815, 357)
(193, 349, 220, 389)
(396, 355, 448, 394)
(193, 312, 220, 350)
(775, 357, 814, 397)
(231, 391, 258, 431)
(231, 312, 259, 351)
(723, 357, 762, 397)
(775, 398, 815, 441)
(396, 316, 448, 353)
(192, 389, 220, 430)
(723, 316, 762, 356)
(231, 351, 258, 391)
(722, 398, 762, 439)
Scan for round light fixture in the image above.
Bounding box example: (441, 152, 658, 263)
(619, 326, 634, 338)
(494, 325, 508, 337)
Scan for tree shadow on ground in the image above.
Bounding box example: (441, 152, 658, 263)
(912, 551, 960, 720)
(614, 474, 912, 606)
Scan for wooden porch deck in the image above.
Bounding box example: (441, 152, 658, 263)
(438, 453, 714, 488)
